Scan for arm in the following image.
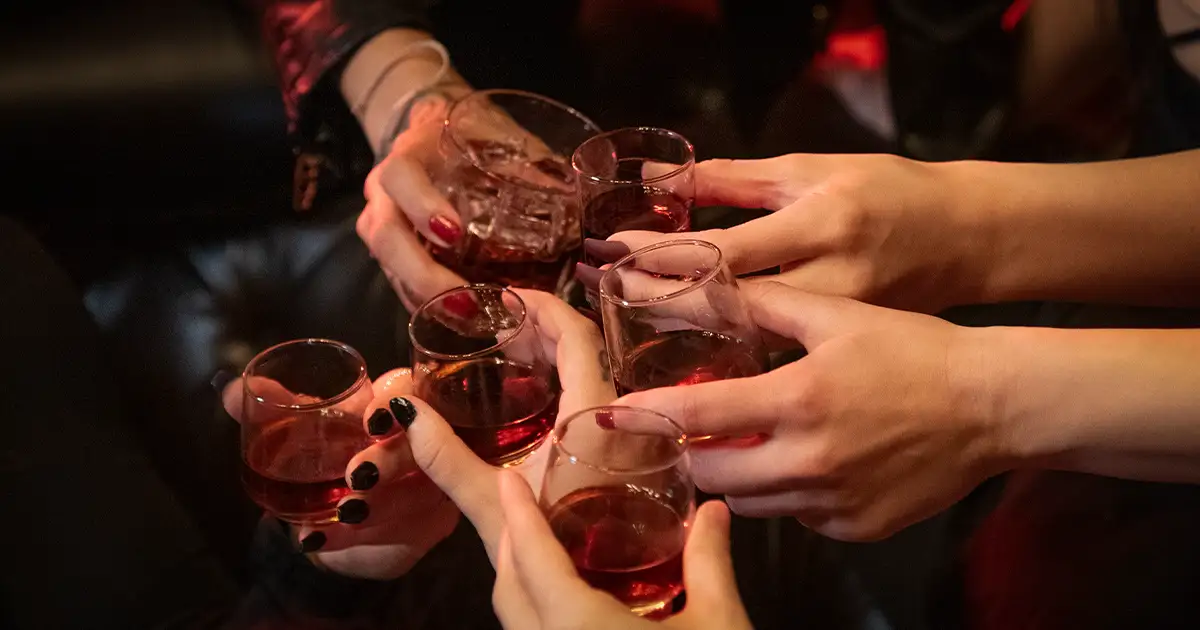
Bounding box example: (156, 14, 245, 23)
(991, 326, 1200, 483)
(948, 150, 1200, 307)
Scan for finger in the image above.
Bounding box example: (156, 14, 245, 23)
(686, 439, 828, 495)
(295, 490, 459, 555)
(224, 376, 312, 423)
(357, 186, 465, 308)
(498, 471, 593, 610)
(671, 501, 744, 622)
(361, 369, 416, 439)
(614, 371, 785, 440)
(346, 431, 417, 492)
(403, 395, 506, 561)
(492, 533, 544, 630)
(693, 157, 798, 209)
(511, 289, 616, 412)
(378, 155, 463, 248)
(724, 489, 847, 519)
(738, 280, 881, 349)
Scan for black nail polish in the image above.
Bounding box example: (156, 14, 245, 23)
(210, 370, 234, 395)
(367, 408, 394, 437)
(337, 499, 370, 525)
(389, 397, 417, 429)
(583, 238, 631, 262)
(349, 461, 380, 491)
(300, 531, 326, 553)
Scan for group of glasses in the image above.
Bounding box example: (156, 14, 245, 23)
(238, 90, 768, 618)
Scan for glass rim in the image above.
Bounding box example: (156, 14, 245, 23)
(598, 239, 725, 308)
(444, 88, 602, 194)
(571, 126, 696, 187)
(242, 338, 369, 411)
(552, 405, 689, 475)
(407, 284, 529, 361)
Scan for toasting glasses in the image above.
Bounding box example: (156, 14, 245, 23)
(240, 339, 374, 524)
(598, 239, 766, 396)
(409, 284, 561, 466)
(540, 406, 693, 617)
(429, 90, 602, 293)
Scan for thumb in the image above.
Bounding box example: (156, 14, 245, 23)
(739, 280, 881, 349)
(402, 395, 505, 562)
(669, 501, 748, 626)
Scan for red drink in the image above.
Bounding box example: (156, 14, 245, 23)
(241, 409, 370, 523)
(615, 329, 764, 396)
(417, 357, 559, 465)
(428, 238, 576, 293)
(582, 186, 692, 265)
(547, 486, 686, 615)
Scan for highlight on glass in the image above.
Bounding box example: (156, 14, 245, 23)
(572, 127, 695, 267)
(240, 339, 374, 524)
(430, 89, 602, 294)
(539, 406, 693, 617)
(409, 284, 560, 466)
(598, 239, 765, 397)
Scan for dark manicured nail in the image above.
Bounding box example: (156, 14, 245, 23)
(429, 215, 462, 244)
(350, 461, 380, 491)
(210, 370, 234, 395)
(390, 397, 417, 430)
(583, 238, 630, 262)
(367, 408, 395, 437)
(300, 531, 326, 552)
(575, 263, 604, 291)
(596, 410, 616, 430)
(441, 291, 480, 319)
(337, 499, 370, 525)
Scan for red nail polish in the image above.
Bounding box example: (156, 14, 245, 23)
(596, 410, 616, 429)
(442, 291, 480, 319)
(429, 215, 462, 244)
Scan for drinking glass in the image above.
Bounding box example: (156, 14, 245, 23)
(409, 284, 560, 466)
(598, 239, 765, 397)
(572, 127, 695, 267)
(240, 339, 374, 524)
(430, 89, 602, 294)
(540, 406, 693, 617)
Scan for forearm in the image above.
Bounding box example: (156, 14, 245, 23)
(945, 150, 1200, 307)
(989, 326, 1200, 483)
(339, 28, 473, 153)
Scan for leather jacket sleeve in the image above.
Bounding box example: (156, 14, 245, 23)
(247, 0, 434, 209)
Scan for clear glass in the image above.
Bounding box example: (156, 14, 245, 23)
(540, 406, 693, 617)
(572, 127, 695, 267)
(598, 240, 766, 397)
(240, 339, 374, 524)
(429, 89, 602, 294)
(409, 284, 559, 466)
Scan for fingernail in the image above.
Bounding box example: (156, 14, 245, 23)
(300, 531, 326, 552)
(442, 291, 480, 319)
(367, 408, 395, 437)
(429, 215, 462, 244)
(575, 263, 604, 291)
(210, 370, 234, 395)
(350, 461, 380, 491)
(390, 397, 417, 430)
(583, 238, 630, 262)
(337, 499, 370, 525)
(596, 410, 616, 429)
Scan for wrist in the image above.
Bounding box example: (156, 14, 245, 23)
(948, 325, 1025, 476)
(927, 160, 1012, 307)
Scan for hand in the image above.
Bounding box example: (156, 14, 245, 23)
(221, 370, 459, 580)
(490, 472, 752, 630)
(403, 289, 617, 561)
(617, 281, 1011, 541)
(592, 153, 989, 313)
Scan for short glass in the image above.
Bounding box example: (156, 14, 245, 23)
(240, 339, 374, 524)
(572, 127, 695, 267)
(409, 284, 559, 466)
(430, 89, 602, 294)
(598, 239, 765, 397)
(540, 406, 693, 617)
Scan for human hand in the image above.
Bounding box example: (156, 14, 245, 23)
(403, 289, 617, 562)
(617, 281, 1011, 541)
(221, 370, 459, 580)
(589, 153, 990, 313)
(491, 472, 752, 630)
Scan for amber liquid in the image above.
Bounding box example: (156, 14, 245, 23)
(417, 357, 559, 465)
(547, 486, 686, 615)
(241, 410, 370, 523)
(615, 329, 764, 396)
(429, 238, 577, 293)
(582, 186, 692, 266)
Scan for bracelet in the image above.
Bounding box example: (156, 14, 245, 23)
(351, 39, 450, 119)
(375, 83, 458, 160)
